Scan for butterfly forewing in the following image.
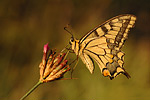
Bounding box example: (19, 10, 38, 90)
(80, 14, 136, 50)
(71, 14, 136, 79)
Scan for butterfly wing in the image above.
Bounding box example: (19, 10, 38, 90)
(79, 14, 136, 79)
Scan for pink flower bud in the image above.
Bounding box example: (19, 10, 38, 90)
(43, 43, 49, 54)
(39, 45, 70, 83)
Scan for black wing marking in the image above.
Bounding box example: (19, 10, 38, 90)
(79, 14, 136, 79)
(80, 36, 131, 79)
(80, 14, 136, 50)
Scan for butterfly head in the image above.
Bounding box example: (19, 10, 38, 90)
(69, 36, 80, 55)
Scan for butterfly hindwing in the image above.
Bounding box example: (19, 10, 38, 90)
(80, 36, 130, 79)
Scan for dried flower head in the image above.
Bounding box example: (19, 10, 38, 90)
(39, 43, 70, 83)
(20, 43, 71, 100)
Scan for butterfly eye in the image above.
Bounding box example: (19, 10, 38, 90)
(69, 37, 74, 45)
(70, 37, 74, 42)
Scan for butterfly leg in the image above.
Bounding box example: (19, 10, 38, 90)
(59, 77, 78, 80)
(67, 49, 74, 53)
(69, 55, 79, 79)
(61, 44, 71, 52)
(63, 45, 75, 53)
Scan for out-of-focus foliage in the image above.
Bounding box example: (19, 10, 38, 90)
(0, 0, 150, 100)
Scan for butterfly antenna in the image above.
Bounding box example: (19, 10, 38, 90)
(64, 26, 73, 37)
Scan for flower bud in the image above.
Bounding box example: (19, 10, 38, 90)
(39, 43, 70, 83)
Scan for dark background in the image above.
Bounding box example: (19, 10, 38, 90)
(0, 0, 150, 100)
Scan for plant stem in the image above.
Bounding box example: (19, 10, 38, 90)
(20, 81, 43, 100)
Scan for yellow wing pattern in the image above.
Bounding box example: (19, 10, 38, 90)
(79, 14, 136, 79)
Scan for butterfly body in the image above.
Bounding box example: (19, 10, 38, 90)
(69, 14, 136, 79)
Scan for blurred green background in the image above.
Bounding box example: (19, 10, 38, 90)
(0, 0, 150, 100)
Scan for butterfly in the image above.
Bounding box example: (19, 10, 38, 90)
(68, 14, 136, 80)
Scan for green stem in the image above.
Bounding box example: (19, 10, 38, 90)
(20, 81, 43, 100)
